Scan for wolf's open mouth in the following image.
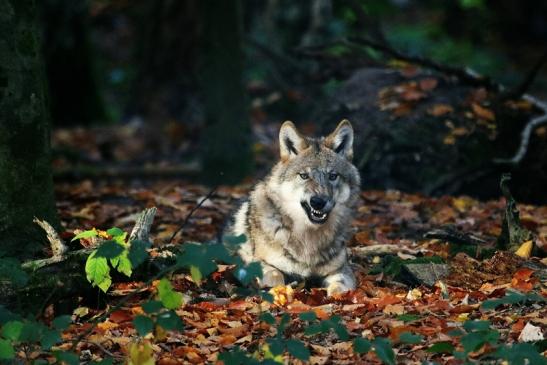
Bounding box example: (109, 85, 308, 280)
(301, 202, 329, 224)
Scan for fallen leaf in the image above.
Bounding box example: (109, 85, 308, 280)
(383, 304, 405, 315)
(514, 240, 533, 258)
(471, 103, 495, 121)
(518, 323, 544, 342)
(419, 78, 438, 91)
(128, 340, 155, 365)
(428, 104, 454, 116)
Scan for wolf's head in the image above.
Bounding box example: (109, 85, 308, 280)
(270, 120, 361, 228)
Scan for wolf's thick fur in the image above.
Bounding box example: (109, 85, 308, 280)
(231, 120, 360, 295)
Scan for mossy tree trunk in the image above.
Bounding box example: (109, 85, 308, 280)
(0, 0, 59, 259)
(199, 0, 253, 185)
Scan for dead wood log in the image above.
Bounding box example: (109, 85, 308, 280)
(314, 36, 547, 168)
(424, 226, 487, 246)
(7, 207, 164, 311)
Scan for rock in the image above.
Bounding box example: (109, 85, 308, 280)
(400, 262, 449, 286)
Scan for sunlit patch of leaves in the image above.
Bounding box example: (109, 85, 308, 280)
(75, 227, 150, 292)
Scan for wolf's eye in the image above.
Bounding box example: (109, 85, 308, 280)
(299, 173, 309, 180)
(329, 172, 339, 181)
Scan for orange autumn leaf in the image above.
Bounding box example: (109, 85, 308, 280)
(513, 267, 535, 281)
(218, 334, 237, 346)
(110, 310, 133, 323)
(401, 89, 426, 101)
(419, 77, 438, 91)
(428, 104, 454, 116)
(471, 103, 495, 121)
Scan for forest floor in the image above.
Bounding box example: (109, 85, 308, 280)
(41, 178, 547, 364)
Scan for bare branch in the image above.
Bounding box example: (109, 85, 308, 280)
(497, 49, 547, 101)
(168, 187, 217, 244)
(494, 95, 547, 165)
(346, 36, 499, 90)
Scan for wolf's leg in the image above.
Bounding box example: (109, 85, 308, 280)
(323, 264, 356, 296)
(258, 264, 285, 288)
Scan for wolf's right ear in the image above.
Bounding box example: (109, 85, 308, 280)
(279, 121, 307, 160)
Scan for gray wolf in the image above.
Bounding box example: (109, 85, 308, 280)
(230, 120, 360, 295)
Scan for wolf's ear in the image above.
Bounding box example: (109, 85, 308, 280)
(325, 119, 354, 160)
(279, 121, 307, 160)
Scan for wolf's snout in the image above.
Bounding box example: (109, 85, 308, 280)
(310, 196, 327, 210)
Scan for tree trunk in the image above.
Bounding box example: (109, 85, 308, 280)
(39, 0, 109, 126)
(199, 0, 253, 184)
(0, 0, 59, 259)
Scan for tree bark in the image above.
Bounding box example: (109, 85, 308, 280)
(0, 0, 59, 259)
(199, 0, 253, 184)
(39, 0, 109, 126)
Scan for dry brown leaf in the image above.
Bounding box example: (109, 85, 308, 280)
(383, 304, 405, 315)
(428, 104, 454, 116)
(471, 103, 495, 121)
(419, 78, 438, 91)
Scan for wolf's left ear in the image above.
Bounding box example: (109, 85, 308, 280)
(325, 119, 354, 160)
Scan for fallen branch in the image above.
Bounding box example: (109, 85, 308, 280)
(342, 36, 547, 166)
(23, 207, 158, 271)
(494, 95, 547, 165)
(351, 244, 426, 257)
(346, 36, 499, 90)
(424, 226, 487, 246)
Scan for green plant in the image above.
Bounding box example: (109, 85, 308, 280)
(73, 227, 151, 292)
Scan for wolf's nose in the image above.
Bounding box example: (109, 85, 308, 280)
(310, 196, 327, 210)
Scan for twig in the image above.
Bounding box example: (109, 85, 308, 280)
(82, 340, 124, 359)
(496, 49, 547, 101)
(494, 95, 547, 165)
(168, 186, 217, 244)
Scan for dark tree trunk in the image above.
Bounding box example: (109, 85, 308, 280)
(0, 0, 59, 259)
(199, 0, 253, 184)
(39, 0, 108, 126)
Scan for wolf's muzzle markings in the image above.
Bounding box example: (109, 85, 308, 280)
(227, 120, 361, 296)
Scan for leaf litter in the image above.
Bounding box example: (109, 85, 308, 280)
(41, 180, 547, 363)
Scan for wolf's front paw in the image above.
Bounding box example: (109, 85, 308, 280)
(326, 282, 352, 296)
(259, 268, 285, 288)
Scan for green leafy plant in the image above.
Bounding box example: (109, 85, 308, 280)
(482, 289, 545, 310)
(0, 312, 73, 362)
(73, 227, 150, 292)
(434, 320, 547, 364)
(300, 311, 349, 341)
(353, 336, 396, 365)
(259, 313, 310, 361)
